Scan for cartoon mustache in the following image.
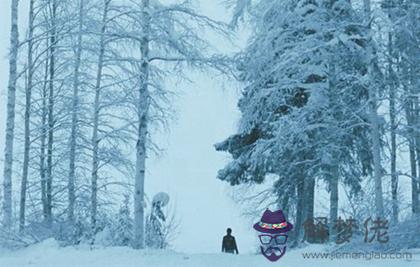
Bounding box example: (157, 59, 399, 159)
(263, 246, 282, 255)
(260, 246, 286, 261)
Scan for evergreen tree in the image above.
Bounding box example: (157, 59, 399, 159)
(145, 201, 166, 249)
(112, 195, 133, 246)
(384, 0, 420, 215)
(217, 0, 378, 242)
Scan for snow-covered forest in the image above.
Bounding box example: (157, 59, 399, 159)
(217, 0, 420, 248)
(0, 0, 419, 266)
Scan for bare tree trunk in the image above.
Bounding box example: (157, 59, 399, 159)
(410, 13, 420, 213)
(133, 0, 151, 249)
(364, 0, 384, 219)
(2, 0, 19, 229)
(402, 55, 419, 214)
(370, 94, 385, 218)
(328, 55, 339, 237)
(292, 174, 305, 247)
(40, 41, 49, 222)
(412, 70, 420, 215)
(91, 0, 110, 233)
(415, 99, 420, 215)
(20, 0, 35, 232)
(305, 176, 315, 221)
(329, 165, 339, 240)
(280, 193, 290, 216)
(278, 182, 292, 217)
(405, 98, 418, 214)
(409, 135, 418, 214)
(68, 0, 85, 224)
(388, 32, 398, 222)
(46, 0, 58, 225)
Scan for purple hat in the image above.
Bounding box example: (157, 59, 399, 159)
(253, 209, 293, 234)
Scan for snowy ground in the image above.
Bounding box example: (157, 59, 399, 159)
(0, 239, 418, 267)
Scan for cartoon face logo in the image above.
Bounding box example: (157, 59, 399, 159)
(258, 233, 288, 261)
(253, 209, 293, 262)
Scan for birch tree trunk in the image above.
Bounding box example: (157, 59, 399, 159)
(40, 41, 49, 221)
(20, 0, 35, 232)
(364, 0, 384, 219)
(414, 95, 420, 215)
(407, 110, 418, 214)
(411, 68, 420, 215)
(133, 0, 151, 249)
(2, 0, 19, 229)
(46, 0, 58, 225)
(404, 86, 418, 214)
(410, 6, 420, 213)
(68, 0, 85, 224)
(401, 52, 419, 214)
(388, 31, 398, 222)
(328, 55, 339, 237)
(91, 0, 110, 233)
(370, 73, 385, 219)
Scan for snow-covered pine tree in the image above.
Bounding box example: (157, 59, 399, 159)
(217, 0, 378, 243)
(111, 194, 133, 246)
(362, 0, 386, 220)
(386, 0, 420, 215)
(145, 201, 166, 249)
(145, 192, 177, 249)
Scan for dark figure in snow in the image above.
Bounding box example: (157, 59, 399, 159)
(222, 228, 239, 254)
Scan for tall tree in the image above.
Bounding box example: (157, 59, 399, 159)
(19, 0, 36, 232)
(46, 0, 58, 224)
(363, 0, 385, 220)
(116, 0, 229, 248)
(68, 0, 86, 224)
(217, 0, 374, 244)
(40, 38, 50, 221)
(382, 0, 399, 222)
(133, 0, 151, 249)
(393, 0, 420, 214)
(2, 0, 19, 229)
(91, 0, 111, 234)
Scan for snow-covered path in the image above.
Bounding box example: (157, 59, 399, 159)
(0, 240, 418, 267)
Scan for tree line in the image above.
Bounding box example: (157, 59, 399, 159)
(1, 0, 228, 248)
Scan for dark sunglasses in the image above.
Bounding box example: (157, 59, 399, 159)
(258, 234, 288, 245)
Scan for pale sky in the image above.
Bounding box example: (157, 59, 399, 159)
(0, 0, 257, 253)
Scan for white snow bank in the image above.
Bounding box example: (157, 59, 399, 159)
(0, 239, 418, 267)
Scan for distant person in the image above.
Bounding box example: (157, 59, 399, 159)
(222, 228, 239, 254)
